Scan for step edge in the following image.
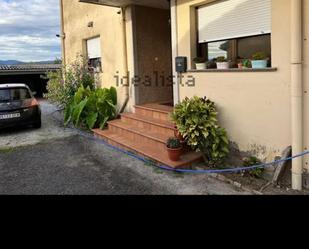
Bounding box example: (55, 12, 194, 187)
(121, 113, 176, 130)
(107, 120, 169, 144)
(134, 105, 172, 114)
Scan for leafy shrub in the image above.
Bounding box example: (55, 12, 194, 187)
(166, 137, 181, 149)
(64, 85, 117, 130)
(44, 70, 69, 107)
(242, 156, 264, 178)
(252, 52, 267, 60)
(171, 96, 229, 166)
(45, 55, 95, 108)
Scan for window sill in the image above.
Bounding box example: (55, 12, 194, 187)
(187, 68, 277, 73)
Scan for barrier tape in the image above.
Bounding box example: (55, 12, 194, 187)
(50, 109, 309, 174)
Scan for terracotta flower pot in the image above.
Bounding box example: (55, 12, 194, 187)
(167, 146, 183, 161)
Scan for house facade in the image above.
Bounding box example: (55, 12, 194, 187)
(60, 0, 309, 190)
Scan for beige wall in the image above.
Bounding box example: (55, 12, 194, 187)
(62, 0, 133, 110)
(176, 0, 309, 162)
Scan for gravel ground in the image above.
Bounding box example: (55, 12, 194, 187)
(0, 100, 75, 150)
(0, 135, 251, 195)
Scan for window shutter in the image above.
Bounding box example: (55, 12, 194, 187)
(198, 0, 271, 43)
(86, 37, 101, 59)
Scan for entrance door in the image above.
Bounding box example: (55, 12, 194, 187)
(132, 5, 173, 105)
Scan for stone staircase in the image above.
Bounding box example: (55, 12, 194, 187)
(92, 103, 202, 168)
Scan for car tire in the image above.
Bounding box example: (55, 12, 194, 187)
(33, 119, 42, 129)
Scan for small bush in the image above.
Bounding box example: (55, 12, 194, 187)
(64, 85, 117, 130)
(242, 156, 264, 178)
(171, 96, 229, 166)
(45, 55, 95, 108)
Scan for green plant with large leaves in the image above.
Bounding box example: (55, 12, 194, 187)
(171, 96, 229, 166)
(64, 85, 117, 130)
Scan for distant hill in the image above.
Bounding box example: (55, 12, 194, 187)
(0, 60, 25, 65)
(0, 60, 57, 65)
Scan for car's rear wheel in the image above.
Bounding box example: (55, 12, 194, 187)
(33, 119, 41, 129)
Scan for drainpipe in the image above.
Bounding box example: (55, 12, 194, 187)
(170, 0, 180, 105)
(59, 0, 66, 65)
(291, 0, 303, 190)
(119, 6, 130, 113)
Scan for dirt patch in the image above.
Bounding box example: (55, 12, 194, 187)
(194, 146, 309, 195)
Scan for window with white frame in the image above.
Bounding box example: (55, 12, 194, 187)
(197, 0, 272, 68)
(86, 37, 102, 72)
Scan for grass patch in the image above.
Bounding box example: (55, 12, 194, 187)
(0, 147, 15, 154)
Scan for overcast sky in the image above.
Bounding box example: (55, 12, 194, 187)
(0, 0, 61, 62)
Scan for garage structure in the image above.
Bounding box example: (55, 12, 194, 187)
(0, 64, 61, 97)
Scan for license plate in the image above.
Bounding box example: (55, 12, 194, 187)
(0, 113, 21, 120)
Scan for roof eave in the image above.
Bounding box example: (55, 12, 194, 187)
(79, 0, 170, 9)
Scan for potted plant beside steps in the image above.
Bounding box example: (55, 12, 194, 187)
(166, 137, 183, 162)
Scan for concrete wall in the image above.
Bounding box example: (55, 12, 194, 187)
(175, 0, 309, 163)
(62, 0, 134, 110)
(133, 5, 173, 104)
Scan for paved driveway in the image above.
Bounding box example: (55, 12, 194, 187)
(0, 101, 251, 195)
(0, 100, 75, 150)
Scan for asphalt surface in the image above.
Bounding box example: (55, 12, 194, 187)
(0, 100, 251, 195)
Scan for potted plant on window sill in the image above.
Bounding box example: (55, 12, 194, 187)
(238, 59, 250, 69)
(251, 52, 268, 69)
(193, 57, 207, 70)
(216, 56, 229, 69)
(166, 137, 183, 161)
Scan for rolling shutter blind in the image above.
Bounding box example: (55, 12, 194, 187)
(198, 0, 271, 43)
(86, 37, 101, 59)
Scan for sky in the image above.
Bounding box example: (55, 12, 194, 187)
(0, 0, 61, 62)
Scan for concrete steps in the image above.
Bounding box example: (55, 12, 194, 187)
(92, 103, 203, 168)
